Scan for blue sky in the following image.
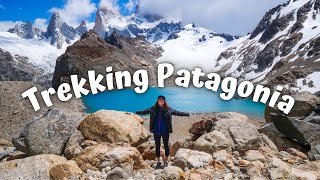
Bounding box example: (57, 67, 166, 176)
(0, 0, 287, 35)
(0, 0, 134, 22)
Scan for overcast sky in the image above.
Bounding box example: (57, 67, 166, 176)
(0, 0, 288, 35)
(138, 0, 288, 35)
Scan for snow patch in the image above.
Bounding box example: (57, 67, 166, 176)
(295, 72, 320, 93)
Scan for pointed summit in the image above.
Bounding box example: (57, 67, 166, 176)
(93, 6, 123, 39)
(46, 11, 61, 38)
(45, 12, 64, 49)
(76, 20, 88, 36)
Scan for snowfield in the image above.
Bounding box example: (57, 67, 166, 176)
(293, 72, 320, 93)
(0, 32, 71, 75)
(157, 25, 246, 73)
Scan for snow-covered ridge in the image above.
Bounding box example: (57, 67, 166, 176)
(215, 0, 320, 93)
(1, 0, 318, 93)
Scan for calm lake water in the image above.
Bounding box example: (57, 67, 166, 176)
(82, 87, 266, 119)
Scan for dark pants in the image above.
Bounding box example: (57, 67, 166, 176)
(154, 133, 170, 157)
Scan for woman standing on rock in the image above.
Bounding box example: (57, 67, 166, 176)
(135, 95, 190, 169)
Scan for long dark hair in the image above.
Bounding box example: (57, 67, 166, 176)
(154, 99, 170, 110)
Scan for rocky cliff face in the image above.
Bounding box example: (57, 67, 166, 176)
(45, 12, 65, 49)
(0, 48, 41, 82)
(215, 0, 320, 93)
(52, 30, 162, 89)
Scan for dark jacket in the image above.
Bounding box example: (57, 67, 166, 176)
(136, 106, 190, 133)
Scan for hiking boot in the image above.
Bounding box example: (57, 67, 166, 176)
(155, 162, 161, 169)
(163, 161, 168, 167)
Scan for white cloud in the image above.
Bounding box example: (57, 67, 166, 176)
(50, 0, 96, 27)
(125, 0, 137, 13)
(86, 21, 95, 30)
(0, 21, 21, 32)
(99, 0, 119, 11)
(138, 0, 288, 35)
(34, 18, 47, 31)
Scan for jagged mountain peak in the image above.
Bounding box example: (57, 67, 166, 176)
(76, 20, 88, 36)
(6, 11, 87, 49)
(45, 11, 64, 49)
(8, 21, 42, 39)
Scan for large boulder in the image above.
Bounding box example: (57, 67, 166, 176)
(0, 81, 85, 141)
(75, 144, 149, 173)
(265, 91, 319, 122)
(258, 123, 308, 152)
(78, 110, 150, 147)
(271, 113, 320, 160)
(0, 154, 66, 180)
(193, 130, 232, 154)
(172, 148, 213, 169)
(212, 115, 261, 153)
(13, 108, 81, 156)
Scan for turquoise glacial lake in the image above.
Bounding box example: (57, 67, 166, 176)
(82, 87, 266, 119)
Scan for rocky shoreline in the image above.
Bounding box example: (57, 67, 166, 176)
(0, 86, 319, 179)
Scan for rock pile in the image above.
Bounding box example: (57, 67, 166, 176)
(0, 106, 320, 179)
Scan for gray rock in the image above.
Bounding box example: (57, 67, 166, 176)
(106, 167, 129, 180)
(173, 148, 213, 169)
(0, 154, 66, 180)
(193, 130, 232, 154)
(155, 166, 183, 180)
(265, 91, 319, 123)
(228, 125, 261, 153)
(244, 150, 266, 162)
(13, 108, 81, 156)
(212, 115, 261, 153)
(271, 113, 320, 160)
(258, 11, 294, 44)
(258, 123, 308, 152)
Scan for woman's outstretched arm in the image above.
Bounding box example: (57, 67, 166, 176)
(171, 109, 190, 116)
(135, 107, 152, 114)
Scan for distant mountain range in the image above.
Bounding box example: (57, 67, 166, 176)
(0, 0, 319, 94)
